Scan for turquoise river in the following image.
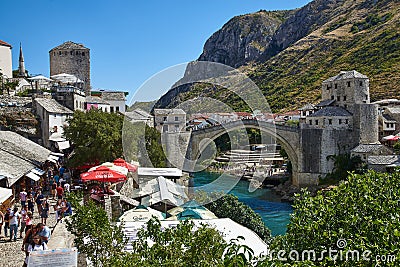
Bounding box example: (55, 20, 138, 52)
(193, 171, 293, 236)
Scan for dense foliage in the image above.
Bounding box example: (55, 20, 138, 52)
(64, 109, 124, 167)
(202, 193, 271, 243)
(264, 171, 400, 266)
(66, 194, 126, 267)
(122, 121, 167, 167)
(322, 154, 364, 183)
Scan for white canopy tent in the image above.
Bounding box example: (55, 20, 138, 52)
(51, 73, 83, 84)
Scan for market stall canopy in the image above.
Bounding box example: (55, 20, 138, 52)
(0, 187, 12, 204)
(51, 73, 83, 84)
(133, 176, 187, 207)
(113, 158, 138, 172)
(28, 75, 53, 82)
(81, 165, 127, 183)
(382, 135, 400, 141)
(96, 162, 129, 176)
(119, 205, 164, 222)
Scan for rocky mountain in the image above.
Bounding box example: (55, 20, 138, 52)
(198, 10, 293, 67)
(155, 0, 400, 113)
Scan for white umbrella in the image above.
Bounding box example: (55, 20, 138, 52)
(28, 75, 53, 81)
(51, 73, 83, 83)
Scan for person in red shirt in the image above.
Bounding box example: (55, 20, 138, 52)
(56, 184, 64, 200)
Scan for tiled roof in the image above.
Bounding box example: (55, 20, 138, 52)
(125, 109, 152, 120)
(308, 106, 352, 117)
(323, 70, 368, 82)
(316, 99, 335, 107)
(154, 109, 186, 115)
(351, 144, 388, 153)
(0, 131, 51, 163)
(0, 149, 35, 186)
(382, 114, 396, 122)
(35, 98, 73, 114)
(85, 96, 109, 105)
(368, 155, 400, 165)
(386, 107, 400, 114)
(101, 91, 126, 101)
(298, 103, 316, 111)
(50, 41, 88, 51)
(0, 40, 12, 48)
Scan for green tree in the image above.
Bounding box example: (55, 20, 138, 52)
(394, 141, 400, 154)
(66, 193, 127, 267)
(262, 171, 400, 266)
(323, 154, 363, 183)
(63, 109, 124, 167)
(199, 193, 271, 243)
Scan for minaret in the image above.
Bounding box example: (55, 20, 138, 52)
(18, 43, 26, 77)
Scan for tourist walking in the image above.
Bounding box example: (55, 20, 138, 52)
(25, 211, 33, 234)
(41, 197, 50, 225)
(56, 183, 64, 199)
(9, 207, 21, 241)
(23, 234, 48, 267)
(19, 205, 29, 238)
(20, 188, 27, 207)
(54, 199, 63, 223)
(3, 208, 10, 238)
(51, 181, 57, 199)
(35, 191, 44, 214)
(27, 194, 35, 214)
(0, 210, 3, 237)
(21, 223, 38, 254)
(36, 223, 51, 244)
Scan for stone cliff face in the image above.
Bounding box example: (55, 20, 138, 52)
(198, 11, 290, 68)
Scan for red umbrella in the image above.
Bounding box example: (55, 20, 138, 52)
(113, 158, 138, 172)
(80, 165, 127, 183)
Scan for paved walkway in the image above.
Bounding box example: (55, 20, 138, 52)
(0, 198, 63, 267)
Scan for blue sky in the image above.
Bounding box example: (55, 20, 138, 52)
(1, 0, 312, 103)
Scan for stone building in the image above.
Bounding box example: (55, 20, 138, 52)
(0, 40, 12, 78)
(154, 108, 186, 133)
(49, 41, 91, 95)
(34, 97, 73, 150)
(300, 70, 379, 181)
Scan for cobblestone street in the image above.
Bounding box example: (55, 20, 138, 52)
(0, 200, 60, 267)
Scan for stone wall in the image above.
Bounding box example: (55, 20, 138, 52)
(50, 47, 91, 95)
(353, 103, 379, 144)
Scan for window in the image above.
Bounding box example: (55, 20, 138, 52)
(343, 95, 347, 101)
(365, 95, 368, 100)
(175, 116, 179, 121)
(315, 120, 318, 125)
(53, 52, 55, 56)
(163, 116, 167, 121)
(326, 85, 329, 90)
(116, 106, 120, 112)
(347, 81, 351, 87)
(76, 51, 79, 55)
(110, 107, 114, 113)
(345, 119, 349, 124)
(328, 119, 332, 125)
(339, 119, 342, 124)
(344, 104, 347, 109)
(331, 95, 334, 100)
(82, 52, 85, 56)
(360, 81, 363, 86)
(59, 51, 62, 55)
(337, 96, 341, 101)
(309, 120, 312, 125)
(334, 84, 337, 89)
(163, 125, 168, 132)
(70, 51, 73, 55)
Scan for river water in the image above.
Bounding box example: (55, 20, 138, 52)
(192, 171, 293, 236)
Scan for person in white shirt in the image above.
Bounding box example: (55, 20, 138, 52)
(64, 182, 70, 194)
(9, 207, 21, 242)
(23, 234, 48, 267)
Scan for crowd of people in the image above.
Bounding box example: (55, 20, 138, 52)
(0, 164, 74, 265)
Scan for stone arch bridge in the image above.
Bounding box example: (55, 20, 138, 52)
(162, 119, 357, 186)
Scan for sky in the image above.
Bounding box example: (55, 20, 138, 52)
(1, 0, 312, 104)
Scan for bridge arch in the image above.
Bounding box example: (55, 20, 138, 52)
(186, 120, 300, 183)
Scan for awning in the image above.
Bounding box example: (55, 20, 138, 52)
(0, 187, 12, 204)
(56, 141, 70, 150)
(49, 132, 66, 142)
(50, 152, 64, 157)
(31, 167, 45, 176)
(47, 155, 59, 162)
(26, 172, 40, 181)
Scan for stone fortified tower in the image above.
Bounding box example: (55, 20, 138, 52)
(49, 41, 90, 95)
(321, 70, 378, 144)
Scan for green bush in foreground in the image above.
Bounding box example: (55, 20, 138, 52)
(262, 171, 400, 266)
